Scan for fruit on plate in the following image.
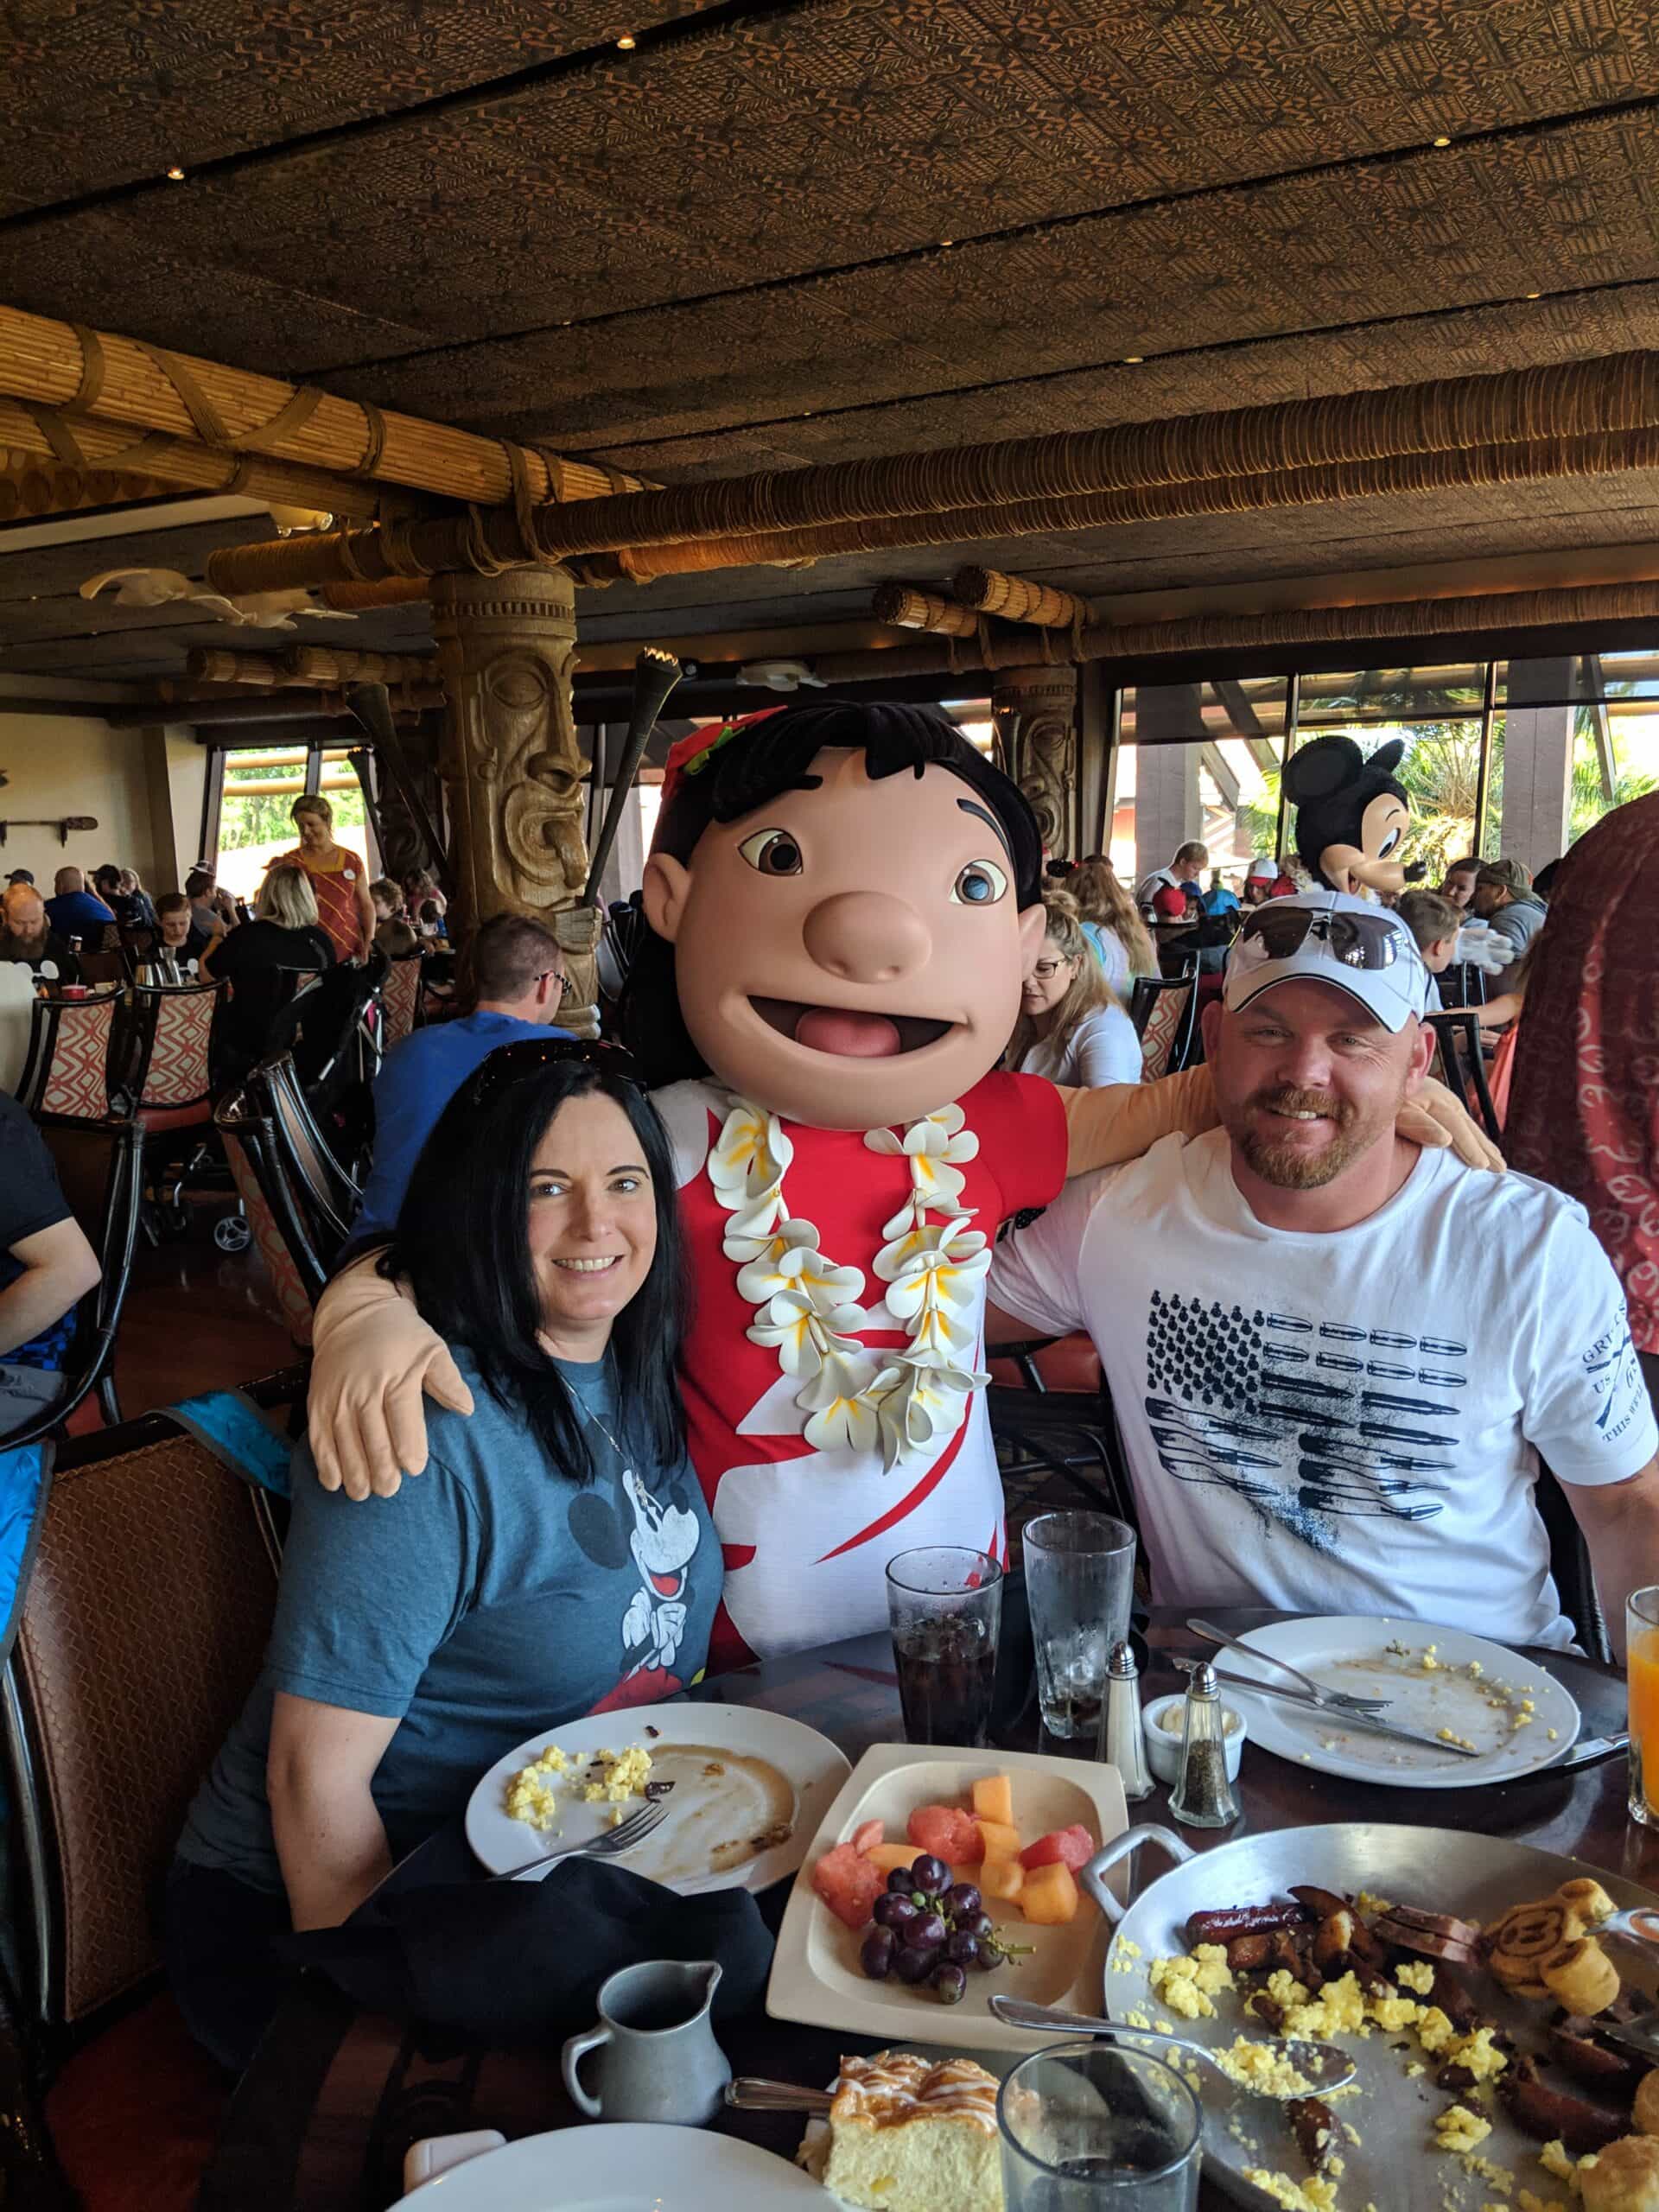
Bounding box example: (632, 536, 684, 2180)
(906, 1805, 984, 1866)
(812, 1842, 887, 1930)
(979, 1858, 1025, 1903)
(971, 1774, 1014, 1826)
(1020, 1824, 1095, 1874)
(973, 1817, 1021, 1860)
(852, 1819, 886, 1855)
(1021, 1861, 1081, 1926)
(865, 1843, 922, 1876)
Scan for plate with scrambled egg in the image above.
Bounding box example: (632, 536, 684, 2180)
(464, 1703, 849, 1896)
(1103, 1821, 1659, 2212)
(1217, 1616, 1580, 1789)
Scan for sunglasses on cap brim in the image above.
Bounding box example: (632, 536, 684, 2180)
(1231, 906, 1413, 976)
(462, 1036, 642, 1111)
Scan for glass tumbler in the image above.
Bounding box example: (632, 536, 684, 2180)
(886, 1545, 1002, 1747)
(1628, 1586, 1659, 1827)
(1023, 1511, 1135, 1739)
(998, 2041, 1202, 2211)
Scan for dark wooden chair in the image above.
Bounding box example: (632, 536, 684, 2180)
(1425, 1008, 1502, 1147)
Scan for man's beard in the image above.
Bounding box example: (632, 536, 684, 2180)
(1232, 1083, 1384, 1190)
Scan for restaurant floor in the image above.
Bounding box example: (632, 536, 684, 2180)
(114, 1229, 296, 1420)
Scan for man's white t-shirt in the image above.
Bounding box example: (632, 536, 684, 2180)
(1135, 867, 1178, 913)
(988, 1131, 1657, 1648)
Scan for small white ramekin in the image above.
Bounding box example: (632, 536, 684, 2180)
(1141, 1693, 1247, 1786)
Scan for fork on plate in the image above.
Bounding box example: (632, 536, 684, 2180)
(490, 1796, 669, 1883)
(1187, 1618, 1393, 1715)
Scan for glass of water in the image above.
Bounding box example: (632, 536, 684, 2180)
(1022, 1512, 1135, 1739)
(998, 2042, 1201, 2210)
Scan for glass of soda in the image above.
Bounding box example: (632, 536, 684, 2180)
(1022, 1511, 1135, 1741)
(886, 1545, 1002, 1747)
(998, 2042, 1201, 2211)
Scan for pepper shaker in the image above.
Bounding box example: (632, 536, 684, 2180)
(1169, 1661, 1240, 1829)
(1100, 1639, 1152, 1801)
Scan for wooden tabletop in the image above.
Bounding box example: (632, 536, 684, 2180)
(198, 1610, 1656, 2212)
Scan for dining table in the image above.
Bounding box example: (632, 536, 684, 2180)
(197, 1604, 1656, 2211)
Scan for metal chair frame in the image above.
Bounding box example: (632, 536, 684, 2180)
(257, 1052, 360, 1249)
(1426, 1007, 1503, 1147)
(14, 986, 128, 1122)
(987, 1336, 1142, 1535)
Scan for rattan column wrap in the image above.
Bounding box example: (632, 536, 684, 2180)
(870, 583, 979, 636)
(0, 305, 653, 507)
(430, 567, 599, 1037)
(955, 567, 1092, 630)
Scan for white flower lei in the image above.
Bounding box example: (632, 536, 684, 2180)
(708, 1095, 992, 1471)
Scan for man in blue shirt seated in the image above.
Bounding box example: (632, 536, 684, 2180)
(43, 866, 116, 944)
(0, 1094, 101, 1438)
(352, 913, 571, 1243)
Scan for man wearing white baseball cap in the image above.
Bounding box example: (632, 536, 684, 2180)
(987, 892, 1659, 1652)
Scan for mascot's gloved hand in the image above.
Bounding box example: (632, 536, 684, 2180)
(308, 1255, 465, 1499)
(1399, 1075, 1504, 1171)
(1452, 921, 1516, 976)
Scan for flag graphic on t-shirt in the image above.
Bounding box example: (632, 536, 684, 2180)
(1143, 1291, 1465, 1553)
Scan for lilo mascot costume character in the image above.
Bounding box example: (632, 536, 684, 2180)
(307, 702, 1497, 1666)
(1285, 732, 1513, 975)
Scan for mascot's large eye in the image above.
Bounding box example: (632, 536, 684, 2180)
(737, 828, 804, 876)
(1376, 827, 1402, 859)
(951, 858, 1008, 906)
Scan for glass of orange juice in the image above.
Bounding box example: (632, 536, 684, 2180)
(1627, 1588, 1659, 1826)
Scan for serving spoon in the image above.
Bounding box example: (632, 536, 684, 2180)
(988, 1995, 1357, 2097)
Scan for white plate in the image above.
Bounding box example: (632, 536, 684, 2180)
(1221, 1613, 1580, 1787)
(466, 1704, 851, 1894)
(768, 1742, 1129, 2054)
(392, 2123, 827, 2209)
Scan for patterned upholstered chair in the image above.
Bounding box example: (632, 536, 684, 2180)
(1, 1392, 294, 2208)
(1129, 971, 1199, 1080)
(15, 987, 126, 1122)
(379, 947, 423, 1047)
(129, 982, 221, 1135)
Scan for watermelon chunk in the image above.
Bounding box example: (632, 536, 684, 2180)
(906, 1803, 984, 1866)
(851, 1819, 886, 1856)
(1019, 1824, 1096, 1873)
(810, 1841, 886, 1930)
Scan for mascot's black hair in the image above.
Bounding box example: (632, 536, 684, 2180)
(620, 700, 1043, 1089)
(1282, 734, 1410, 890)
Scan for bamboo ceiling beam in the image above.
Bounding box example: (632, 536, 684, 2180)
(0, 397, 402, 523)
(0, 303, 654, 510)
(869, 585, 980, 638)
(809, 579, 1659, 682)
(952, 565, 1093, 631)
(186, 645, 437, 690)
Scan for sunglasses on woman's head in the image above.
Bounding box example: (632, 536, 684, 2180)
(463, 1035, 642, 1110)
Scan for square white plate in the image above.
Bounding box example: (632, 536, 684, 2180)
(767, 1742, 1129, 2054)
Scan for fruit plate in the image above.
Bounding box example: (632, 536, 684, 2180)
(767, 1742, 1129, 2053)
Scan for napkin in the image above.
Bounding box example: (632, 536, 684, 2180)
(279, 1858, 774, 2042)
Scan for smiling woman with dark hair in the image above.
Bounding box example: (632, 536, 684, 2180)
(167, 1042, 717, 2072)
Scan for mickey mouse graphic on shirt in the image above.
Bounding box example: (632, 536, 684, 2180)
(570, 1461, 706, 1709)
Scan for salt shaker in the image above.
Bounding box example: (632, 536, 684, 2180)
(1169, 1661, 1240, 1828)
(1100, 1639, 1152, 1801)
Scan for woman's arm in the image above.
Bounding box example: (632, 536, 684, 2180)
(1475, 989, 1523, 1030)
(352, 868, 377, 961)
(1071, 1009, 1146, 1090)
(267, 1692, 398, 1929)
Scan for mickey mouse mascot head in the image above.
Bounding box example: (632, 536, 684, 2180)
(1282, 735, 1421, 899)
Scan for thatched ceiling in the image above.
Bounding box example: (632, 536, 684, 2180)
(2, 0, 1657, 692)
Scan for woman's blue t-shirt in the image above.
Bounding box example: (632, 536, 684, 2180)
(177, 1347, 719, 1892)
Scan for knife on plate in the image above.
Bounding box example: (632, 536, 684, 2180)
(1205, 1668, 1484, 1758)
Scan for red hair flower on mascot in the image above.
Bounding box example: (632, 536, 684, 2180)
(305, 702, 1497, 1669)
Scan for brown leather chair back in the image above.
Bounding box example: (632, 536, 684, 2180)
(4, 1427, 280, 2026)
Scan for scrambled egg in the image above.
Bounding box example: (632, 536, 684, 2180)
(1395, 1961, 1435, 1994)
(1355, 1891, 1393, 1915)
(1148, 1944, 1233, 2020)
(1434, 2104, 1492, 2155)
(1518, 2196, 1569, 2212)
(1109, 1939, 1143, 1974)
(504, 1741, 652, 1832)
(1437, 1726, 1478, 1751)
(1213, 2037, 1316, 2098)
(1538, 2142, 1579, 2185)
(1242, 2170, 1342, 2210)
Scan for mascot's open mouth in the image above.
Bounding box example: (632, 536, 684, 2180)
(749, 996, 956, 1059)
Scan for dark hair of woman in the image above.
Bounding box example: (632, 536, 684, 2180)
(378, 1056, 688, 1484)
(622, 698, 1044, 1086)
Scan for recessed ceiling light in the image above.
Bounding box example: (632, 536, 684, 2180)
(1525, 289, 1541, 299)
(165, 163, 186, 181)
(616, 33, 636, 48)
(1123, 355, 1144, 364)
(1432, 134, 1452, 147)
(940, 238, 954, 248)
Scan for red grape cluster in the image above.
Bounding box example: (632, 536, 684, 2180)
(859, 1854, 1030, 2005)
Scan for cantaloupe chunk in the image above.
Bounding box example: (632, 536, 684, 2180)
(865, 1843, 919, 1876)
(1020, 1861, 1080, 1926)
(978, 1857, 1025, 1903)
(974, 1817, 1022, 1861)
(971, 1773, 1014, 1827)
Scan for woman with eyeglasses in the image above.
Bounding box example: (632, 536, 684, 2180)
(167, 1039, 718, 2072)
(1005, 892, 1144, 1088)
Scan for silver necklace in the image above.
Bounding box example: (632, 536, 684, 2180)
(570, 1351, 631, 1478)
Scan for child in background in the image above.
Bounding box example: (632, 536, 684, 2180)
(1396, 887, 1463, 1008)
(1397, 887, 1532, 1124)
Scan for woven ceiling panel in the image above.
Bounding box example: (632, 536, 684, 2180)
(0, 2, 723, 215)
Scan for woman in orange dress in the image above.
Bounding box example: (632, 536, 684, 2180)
(275, 795, 375, 965)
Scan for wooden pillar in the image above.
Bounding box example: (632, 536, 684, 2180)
(991, 662, 1082, 861)
(431, 566, 600, 1035)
